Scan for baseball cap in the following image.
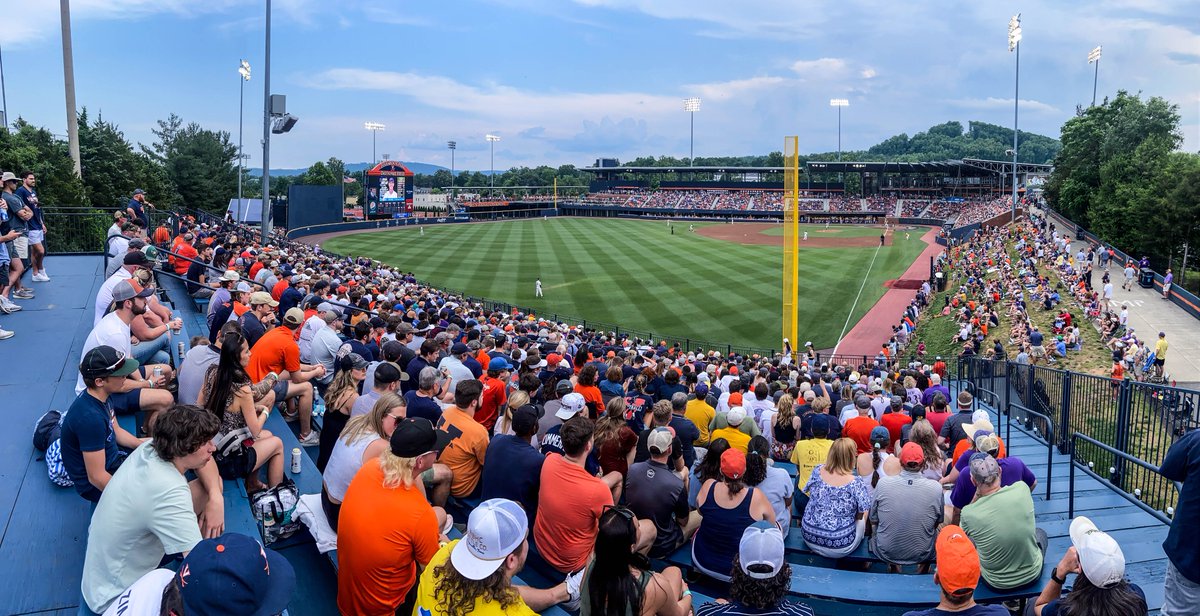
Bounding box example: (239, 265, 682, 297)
(132, 188, 145, 195)
(283, 307, 305, 326)
(869, 426, 891, 450)
(546, 353, 563, 366)
(810, 413, 832, 436)
(249, 291, 279, 307)
(111, 279, 154, 303)
(451, 342, 470, 355)
(235, 281, 252, 293)
(957, 391, 974, 409)
(726, 406, 747, 426)
(317, 302, 341, 317)
(968, 451, 1001, 483)
(854, 395, 872, 410)
(123, 250, 150, 267)
(219, 270, 241, 282)
(177, 532, 295, 616)
(79, 345, 140, 380)
(728, 392, 743, 406)
(556, 392, 586, 419)
(555, 379, 574, 395)
(973, 433, 1001, 454)
(512, 405, 541, 434)
(488, 356, 512, 372)
(646, 427, 673, 455)
(934, 525, 981, 595)
(892, 442, 920, 467)
(694, 383, 709, 397)
(450, 499, 528, 581)
(720, 448, 747, 480)
(1070, 516, 1126, 588)
(343, 352, 370, 371)
(389, 417, 452, 458)
(739, 521, 785, 580)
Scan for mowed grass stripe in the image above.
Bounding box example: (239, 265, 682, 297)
(323, 219, 928, 349)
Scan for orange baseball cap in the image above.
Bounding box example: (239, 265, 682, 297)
(729, 392, 743, 406)
(935, 525, 980, 595)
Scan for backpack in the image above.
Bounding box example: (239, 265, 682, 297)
(33, 410, 62, 452)
(251, 477, 302, 544)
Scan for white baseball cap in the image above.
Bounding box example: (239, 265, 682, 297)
(556, 392, 586, 420)
(726, 406, 747, 427)
(739, 521, 785, 579)
(450, 499, 528, 581)
(1070, 516, 1126, 588)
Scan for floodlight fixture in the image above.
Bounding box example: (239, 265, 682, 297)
(364, 121, 386, 131)
(239, 59, 251, 81)
(683, 98, 701, 165)
(1008, 13, 1022, 52)
(486, 134, 501, 193)
(829, 98, 849, 107)
(1088, 45, 1102, 63)
(683, 97, 701, 112)
(365, 122, 386, 163)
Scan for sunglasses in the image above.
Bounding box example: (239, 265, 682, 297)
(101, 349, 128, 373)
(602, 504, 635, 524)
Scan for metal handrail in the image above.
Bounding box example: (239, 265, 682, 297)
(1010, 402, 1055, 500)
(1068, 432, 1181, 523)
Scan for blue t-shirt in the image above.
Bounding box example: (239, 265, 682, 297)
(462, 355, 483, 379)
(14, 186, 41, 231)
(127, 197, 146, 224)
(540, 424, 601, 475)
(480, 434, 545, 519)
(1161, 429, 1200, 583)
(60, 391, 123, 502)
(278, 286, 304, 318)
(403, 390, 443, 424)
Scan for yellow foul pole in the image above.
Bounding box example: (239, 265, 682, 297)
(783, 137, 800, 351)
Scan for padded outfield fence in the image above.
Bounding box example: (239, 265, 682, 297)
(958, 355, 1192, 517)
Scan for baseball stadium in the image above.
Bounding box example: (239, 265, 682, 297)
(4, 4, 1200, 616)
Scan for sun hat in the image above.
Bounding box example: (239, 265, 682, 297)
(176, 532, 295, 616)
(738, 521, 785, 579)
(1070, 516, 1126, 588)
(450, 499, 528, 581)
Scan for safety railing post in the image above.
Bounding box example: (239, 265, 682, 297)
(1058, 370, 1073, 454)
(1112, 380, 1133, 488)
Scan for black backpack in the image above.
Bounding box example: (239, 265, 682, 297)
(33, 410, 62, 452)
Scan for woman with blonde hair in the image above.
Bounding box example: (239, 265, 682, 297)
(320, 392, 404, 530)
(494, 390, 533, 443)
(801, 438, 871, 559)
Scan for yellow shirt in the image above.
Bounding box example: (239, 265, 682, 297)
(710, 426, 751, 453)
(413, 540, 537, 616)
(790, 438, 834, 494)
(1156, 338, 1168, 359)
(685, 399, 716, 445)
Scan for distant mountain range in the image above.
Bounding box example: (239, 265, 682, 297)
(248, 161, 455, 177)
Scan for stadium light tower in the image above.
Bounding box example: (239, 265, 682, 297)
(829, 99, 849, 162)
(486, 134, 501, 196)
(1008, 13, 1021, 221)
(1088, 45, 1102, 107)
(447, 140, 456, 198)
(683, 97, 701, 166)
(237, 60, 250, 210)
(364, 122, 385, 164)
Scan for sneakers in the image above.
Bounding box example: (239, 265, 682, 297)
(0, 328, 12, 340)
(13, 289, 34, 300)
(297, 430, 320, 446)
(0, 297, 19, 313)
(31, 272, 50, 282)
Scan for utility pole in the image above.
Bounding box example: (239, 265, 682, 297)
(60, 0, 82, 175)
(260, 0, 272, 239)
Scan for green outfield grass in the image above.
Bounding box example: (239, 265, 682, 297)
(323, 218, 930, 350)
(758, 224, 885, 238)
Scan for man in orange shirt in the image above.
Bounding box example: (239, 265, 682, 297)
(337, 417, 451, 616)
(172, 233, 198, 276)
(246, 307, 325, 446)
(435, 379, 488, 503)
(152, 222, 170, 248)
(843, 396, 881, 455)
(533, 415, 613, 578)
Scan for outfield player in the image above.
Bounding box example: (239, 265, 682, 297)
(535, 278, 543, 297)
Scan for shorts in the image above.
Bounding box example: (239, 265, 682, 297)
(108, 390, 143, 416)
(11, 236, 28, 260)
(1030, 346, 1046, 357)
(215, 446, 259, 480)
(1155, 358, 1166, 367)
(0, 260, 8, 280)
(26, 230, 44, 245)
(272, 378, 290, 403)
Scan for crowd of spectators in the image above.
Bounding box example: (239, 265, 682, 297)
(39, 195, 1192, 616)
(827, 197, 862, 212)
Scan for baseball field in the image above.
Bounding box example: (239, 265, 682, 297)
(321, 218, 931, 350)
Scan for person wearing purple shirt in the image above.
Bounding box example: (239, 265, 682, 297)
(1162, 268, 1174, 299)
(948, 439, 1036, 515)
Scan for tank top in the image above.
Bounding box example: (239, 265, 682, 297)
(579, 567, 652, 616)
(692, 482, 757, 581)
(773, 419, 797, 444)
(323, 434, 381, 501)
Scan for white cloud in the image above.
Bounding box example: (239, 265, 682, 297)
(860, 67, 877, 79)
(790, 58, 847, 77)
(948, 97, 1061, 114)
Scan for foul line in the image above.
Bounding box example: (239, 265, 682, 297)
(830, 242, 883, 357)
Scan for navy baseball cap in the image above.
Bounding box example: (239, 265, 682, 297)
(177, 533, 295, 616)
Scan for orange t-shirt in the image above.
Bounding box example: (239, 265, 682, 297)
(336, 462, 439, 616)
(436, 406, 490, 498)
(533, 453, 613, 573)
(476, 350, 491, 371)
(475, 376, 507, 431)
(951, 437, 1007, 466)
(246, 326, 300, 382)
(153, 227, 170, 245)
(843, 416, 881, 455)
(271, 279, 289, 302)
(574, 384, 603, 418)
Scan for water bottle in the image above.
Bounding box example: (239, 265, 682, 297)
(291, 448, 302, 474)
(313, 394, 326, 418)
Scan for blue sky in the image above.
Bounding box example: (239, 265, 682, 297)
(1, 0, 1197, 171)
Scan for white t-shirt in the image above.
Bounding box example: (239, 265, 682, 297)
(95, 269, 134, 325)
(101, 568, 174, 616)
(82, 442, 201, 613)
(76, 313, 133, 395)
(298, 315, 324, 363)
(756, 464, 795, 536)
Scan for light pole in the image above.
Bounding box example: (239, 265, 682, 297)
(237, 60, 250, 210)
(60, 0, 81, 175)
(447, 140, 456, 199)
(1088, 45, 1102, 107)
(260, 0, 272, 238)
(829, 99, 849, 161)
(486, 134, 501, 196)
(683, 98, 700, 166)
(364, 122, 385, 164)
(1008, 13, 1022, 221)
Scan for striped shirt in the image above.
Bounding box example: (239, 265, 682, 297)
(697, 600, 815, 616)
(868, 469, 944, 565)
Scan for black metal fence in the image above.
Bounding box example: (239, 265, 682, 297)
(39, 207, 112, 255)
(959, 355, 1194, 516)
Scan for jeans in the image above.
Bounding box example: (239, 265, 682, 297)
(131, 332, 171, 367)
(1163, 559, 1200, 615)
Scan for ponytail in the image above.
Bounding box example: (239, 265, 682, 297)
(871, 444, 883, 488)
